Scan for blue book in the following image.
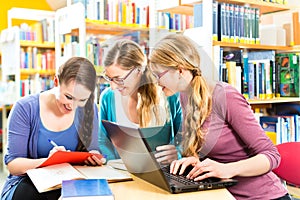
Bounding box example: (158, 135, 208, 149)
(62, 179, 114, 200)
(260, 116, 282, 144)
(193, 4, 203, 27)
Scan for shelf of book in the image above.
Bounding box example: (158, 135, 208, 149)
(213, 41, 293, 51)
(55, 2, 150, 68)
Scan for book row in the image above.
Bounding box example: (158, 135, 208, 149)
(19, 18, 55, 43)
(211, 1, 260, 44)
(260, 114, 300, 145)
(156, 12, 194, 32)
(20, 48, 55, 70)
(73, 0, 149, 27)
(220, 50, 300, 99)
(20, 76, 54, 97)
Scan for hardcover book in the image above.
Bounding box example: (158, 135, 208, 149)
(276, 53, 300, 97)
(61, 179, 114, 200)
(38, 151, 104, 168)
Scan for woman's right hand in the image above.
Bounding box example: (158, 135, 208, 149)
(48, 146, 67, 157)
(170, 156, 200, 175)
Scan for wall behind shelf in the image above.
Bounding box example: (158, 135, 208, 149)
(0, 0, 53, 32)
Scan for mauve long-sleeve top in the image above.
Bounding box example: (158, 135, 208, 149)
(181, 82, 287, 200)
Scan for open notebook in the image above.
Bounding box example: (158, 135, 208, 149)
(27, 163, 132, 193)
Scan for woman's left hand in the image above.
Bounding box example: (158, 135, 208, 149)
(85, 150, 106, 166)
(154, 145, 178, 165)
(187, 158, 234, 181)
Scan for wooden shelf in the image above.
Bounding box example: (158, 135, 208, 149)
(158, 5, 194, 15)
(0, 105, 12, 111)
(213, 41, 293, 51)
(85, 19, 149, 35)
(158, 0, 289, 15)
(20, 69, 56, 76)
(214, 0, 289, 14)
(248, 97, 300, 105)
(20, 41, 55, 48)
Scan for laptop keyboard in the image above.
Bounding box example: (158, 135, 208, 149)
(161, 166, 219, 185)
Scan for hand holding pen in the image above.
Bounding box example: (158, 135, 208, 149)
(48, 139, 68, 157)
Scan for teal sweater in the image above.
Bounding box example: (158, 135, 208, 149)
(99, 88, 182, 161)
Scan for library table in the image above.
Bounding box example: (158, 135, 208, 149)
(109, 174, 236, 200)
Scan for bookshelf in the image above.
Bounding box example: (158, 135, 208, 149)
(1, 7, 56, 104)
(55, 1, 151, 104)
(157, 0, 300, 102)
(0, 8, 56, 171)
(55, 2, 150, 70)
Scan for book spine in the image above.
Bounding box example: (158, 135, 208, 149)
(242, 56, 249, 99)
(194, 4, 203, 28)
(255, 8, 260, 44)
(248, 62, 255, 99)
(226, 61, 237, 88)
(212, 1, 218, 41)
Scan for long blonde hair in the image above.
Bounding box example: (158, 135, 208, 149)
(104, 39, 168, 127)
(149, 34, 212, 156)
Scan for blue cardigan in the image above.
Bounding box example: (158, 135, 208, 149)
(99, 88, 183, 161)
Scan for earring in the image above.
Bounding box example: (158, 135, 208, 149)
(178, 69, 182, 79)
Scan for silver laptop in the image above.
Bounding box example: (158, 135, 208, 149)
(102, 120, 238, 194)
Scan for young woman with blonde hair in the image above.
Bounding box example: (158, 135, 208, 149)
(149, 34, 291, 200)
(99, 39, 182, 164)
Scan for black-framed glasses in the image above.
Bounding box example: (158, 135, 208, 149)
(103, 68, 136, 85)
(151, 69, 169, 80)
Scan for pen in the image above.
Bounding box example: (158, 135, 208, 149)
(48, 139, 58, 147)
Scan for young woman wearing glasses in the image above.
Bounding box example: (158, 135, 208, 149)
(148, 34, 291, 200)
(99, 39, 182, 164)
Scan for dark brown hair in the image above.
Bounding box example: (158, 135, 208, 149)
(57, 57, 96, 151)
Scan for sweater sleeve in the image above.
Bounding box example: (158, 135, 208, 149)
(4, 98, 33, 164)
(223, 84, 280, 170)
(98, 88, 120, 160)
(86, 103, 100, 151)
(167, 93, 182, 136)
(167, 93, 183, 158)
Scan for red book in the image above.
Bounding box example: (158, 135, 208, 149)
(38, 151, 104, 168)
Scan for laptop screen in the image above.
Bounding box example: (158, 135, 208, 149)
(102, 120, 163, 173)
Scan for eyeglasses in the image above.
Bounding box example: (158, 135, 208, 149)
(103, 68, 136, 85)
(151, 69, 169, 80)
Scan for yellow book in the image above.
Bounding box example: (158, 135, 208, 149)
(265, 131, 277, 144)
(225, 61, 237, 88)
(30, 22, 43, 43)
